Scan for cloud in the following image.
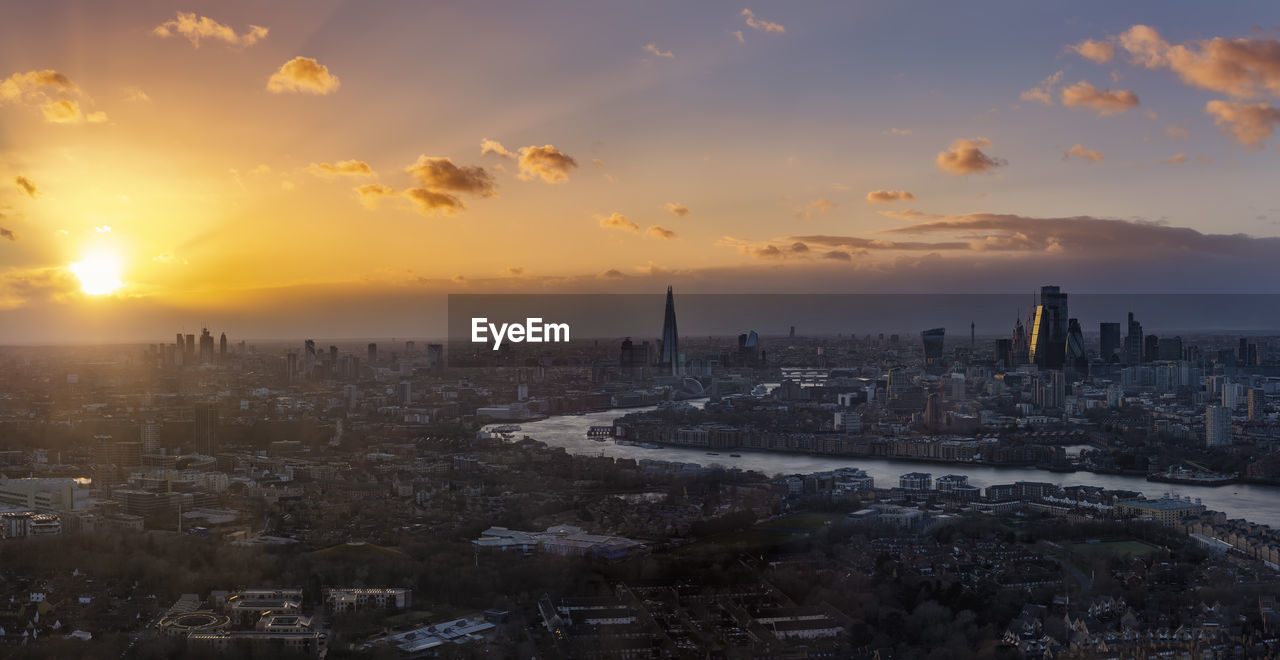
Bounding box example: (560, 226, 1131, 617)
(1165, 124, 1190, 139)
(936, 137, 1006, 175)
(41, 99, 83, 123)
(405, 156, 497, 196)
(1, 227, 16, 241)
(600, 268, 625, 279)
(664, 202, 691, 216)
(517, 144, 577, 183)
(1117, 25, 1280, 100)
(1163, 153, 1188, 164)
(643, 44, 674, 59)
(124, 87, 151, 103)
(733, 30, 745, 44)
(13, 176, 38, 198)
(505, 266, 526, 277)
(796, 198, 837, 220)
(883, 127, 912, 136)
(355, 183, 396, 209)
(1205, 100, 1280, 148)
(1020, 70, 1063, 105)
(307, 160, 375, 177)
(865, 189, 915, 204)
(480, 138, 514, 159)
(152, 12, 267, 48)
(1064, 144, 1105, 163)
(1060, 81, 1139, 115)
(741, 9, 785, 34)
(403, 188, 464, 215)
(598, 212, 639, 232)
(1, 70, 76, 104)
(267, 57, 340, 95)
(822, 250, 852, 261)
(1067, 39, 1115, 64)
(646, 225, 677, 239)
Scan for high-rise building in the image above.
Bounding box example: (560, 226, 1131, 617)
(199, 328, 215, 364)
(219, 332, 228, 362)
(1011, 316, 1029, 366)
(657, 286, 679, 376)
(1099, 322, 1121, 364)
(184, 333, 196, 361)
(1123, 312, 1144, 364)
(921, 328, 945, 365)
(140, 420, 160, 455)
(619, 337, 652, 380)
(1065, 318, 1086, 374)
(367, 343, 378, 367)
(1205, 406, 1232, 447)
(1029, 285, 1068, 370)
(304, 339, 317, 375)
(1144, 334, 1161, 363)
(1240, 338, 1250, 363)
(994, 338, 1013, 368)
(1248, 388, 1265, 421)
(426, 344, 444, 371)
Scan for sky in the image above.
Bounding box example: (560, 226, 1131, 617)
(3, 1, 1280, 342)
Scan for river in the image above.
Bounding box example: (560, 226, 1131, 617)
(505, 403, 1280, 529)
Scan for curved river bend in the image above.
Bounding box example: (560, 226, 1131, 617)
(507, 403, 1280, 529)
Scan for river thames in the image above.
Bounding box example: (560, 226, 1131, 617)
(506, 404, 1280, 529)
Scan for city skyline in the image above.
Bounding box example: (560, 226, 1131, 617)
(5, 1, 1280, 342)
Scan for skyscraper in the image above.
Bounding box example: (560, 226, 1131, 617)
(921, 328, 945, 365)
(219, 332, 227, 362)
(199, 328, 214, 364)
(184, 333, 196, 361)
(367, 342, 378, 366)
(1206, 406, 1232, 447)
(1029, 285, 1067, 370)
(1099, 322, 1121, 364)
(1124, 312, 1144, 365)
(1065, 318, 1086, 374)
(658, 286, 679, 376)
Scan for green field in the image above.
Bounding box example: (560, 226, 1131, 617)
(1067, 539, 1160, 561)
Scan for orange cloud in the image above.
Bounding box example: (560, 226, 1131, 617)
(796, 198, 837, 220)
(405, 156, 497, 196)
(1060, 81, 1139, 115)
(152, 12, 267, 48)
(664, 202, 691, 216)
(308, 160, 375, 177)
(598, 212, 639, 232)
(1020, 70, 1062, 105)
(936, 138, 1005, 175)
(41, 99, 107, 123)
(1067, 39, 1115, 64)
(866, 190, 915, 204)
(1163, 153, 1188, 164)
(355, 183, 396, 209)
(0, 70, 76, 103)
(646, 225, 677, 239)
(267, 57, 340, 95)
(741, 9, 785, 34)
(480, 138, 514, 159)
(517, 144, 577, 183)
(643, 44, 675, 59)
(1118, 25, 1280, 99)
(404, 188, 464, 215)
(13, 176, 38, 198)
(1205, 100, 1280, 148)
(1064, 144, 1105, 163)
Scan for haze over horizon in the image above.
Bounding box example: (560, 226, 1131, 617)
(5, 1, 1280, 341)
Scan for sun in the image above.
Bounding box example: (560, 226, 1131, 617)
(69, 252, 124, 295)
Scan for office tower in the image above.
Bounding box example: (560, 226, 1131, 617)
(199, 328, 215, 364)
(329, 345, 339, 366)
(1011, 316, 1029, 366)
(1240, 338, 1249, 363)
(344, 384, 357, 409)
(1123, 312, 1144, 364)
(194, 402, 218, 455)
(397, 381, 412, 405)
(304, 339, 316, 375)
(970, 322, 975, 350)
(185, 333, 196, 361)
(1029, 285, 1068, 370)
(427, 344, 444, 371)
(1034, 371, 1065, 410)
(1248, 388, 1265, 421)
(1205, 406, 1232, 447)
(921, 328, 945, 365)
(286, 352, 298, 381)
(923, 393, 944, 429)
(657, 286, 679, 376)
(789, 325, 795, 339)
(1223, 383, 1244, 410)
(1099, 322, 1121, 364)
(1159, 336, 1183, 362)
(1065, 318, 1086, 373)
(887, 367, 910, 398)
(367, 342, 378, 366)
(219, 332, 227, 362)
(995, 338, 1013, 368)
(889, 334, 900, 348)
(1143, 334, 1161, 363)
(140, 420, 160, 455)
(406, 341, 415, 352)
(619, 337, 652, 380)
